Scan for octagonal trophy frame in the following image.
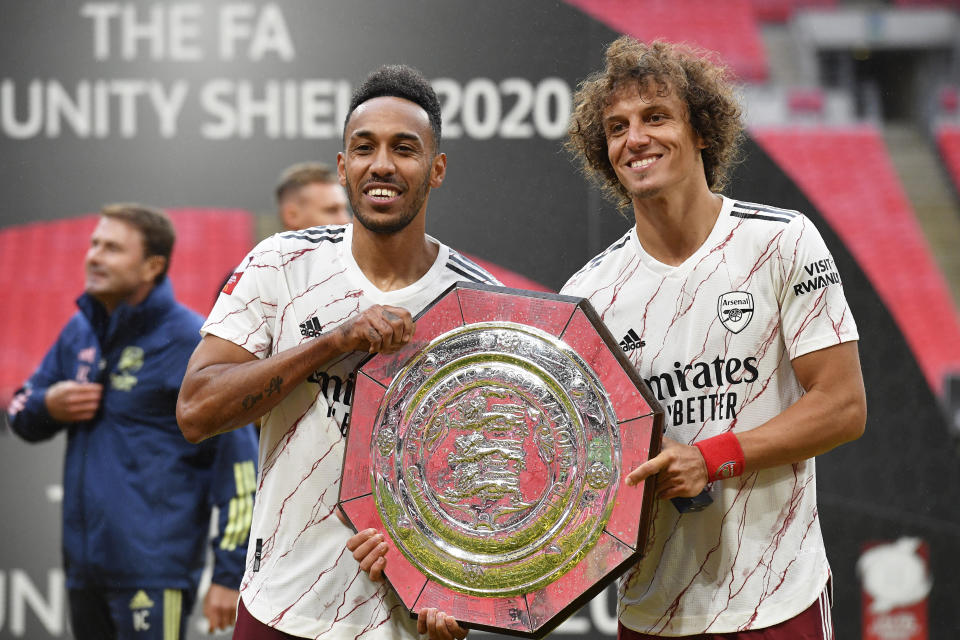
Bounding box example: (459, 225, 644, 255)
(338, 282, 663, 638)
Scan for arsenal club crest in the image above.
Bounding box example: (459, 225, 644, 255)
(718, 291, 754, 334)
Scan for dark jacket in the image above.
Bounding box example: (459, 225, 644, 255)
(7, 278, 257, 590)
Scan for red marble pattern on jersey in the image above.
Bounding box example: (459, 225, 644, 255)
(204, 297, 276, 357)
(641, 481, 754, 634)
(263, 544, 351, 627)
(324, 560, 394, 634)
(414, 580, 531, 635)
(257, 389, 320, 491)
(263, 543, 397, 634)
(340, 372, 384, 501)
(278, 247, 313, 267)
(346, 589, 404, 640)
(457, 287, 578, 338)
(728, 319, 784, 433)
(560, 308, 653, 423)
(277, 481, 341, 564)
(705, 471, 817, 631)
(588, 253, 642, 326)
(294, 267, 353, 336)
(312, 288, 364, 336)
(255, 433, 342, 567)
(526, 531, 634, 632)
(605, 415, 656, 546)
(340, 495, 428, 608)
(278, 265, 351, 337)
(361, 291, 465, 387)
(203, 247, 284, 354)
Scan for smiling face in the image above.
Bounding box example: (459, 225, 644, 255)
(603, 80, 707, 203)
(84, 217, 165, 313)
(338, 96, 446, 235)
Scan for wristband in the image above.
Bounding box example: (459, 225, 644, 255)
(694, 432, 744, 482)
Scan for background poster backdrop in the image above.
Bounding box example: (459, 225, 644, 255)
(1, 2, 958, 638)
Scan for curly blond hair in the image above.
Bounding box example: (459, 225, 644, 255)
(566, 37, 744, 210)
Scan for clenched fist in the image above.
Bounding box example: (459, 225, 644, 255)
(334, 305, 415, 354)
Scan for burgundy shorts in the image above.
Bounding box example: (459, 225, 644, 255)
(618, 584, 834, 640)
(233, 598, 305, 640)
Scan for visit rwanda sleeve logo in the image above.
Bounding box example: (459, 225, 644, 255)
(717, 291, 754, 334)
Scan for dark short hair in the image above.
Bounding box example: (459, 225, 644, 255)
(344, 64, 442, 151)
(100, 203, 175, 283)
(275, 162, 339, 203)
(566, 37, 744, 210)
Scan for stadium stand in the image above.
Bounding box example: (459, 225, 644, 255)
(563, 0, 769, 82)
(752, 125, 960, 393)
(0, 209, 255, 409)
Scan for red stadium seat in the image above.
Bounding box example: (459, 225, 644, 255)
(940, 87, 960, 116)
(787, 87, 826, 115)
(752, 126, 960, 393)
(564, 0, 769, 82)
(751, 0, 838, 23)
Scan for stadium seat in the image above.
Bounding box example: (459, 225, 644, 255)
(751, 0, 838, 23)
(564, 0, 769, 82)
(787, 87, 826, 115)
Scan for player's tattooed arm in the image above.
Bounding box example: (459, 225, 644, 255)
(240, 376, 283, 411)
(178, 306, 414, 443)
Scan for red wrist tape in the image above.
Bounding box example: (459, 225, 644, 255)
(694, 432, 744, 482)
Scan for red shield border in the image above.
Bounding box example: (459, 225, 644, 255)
(338, 282, 663, 638)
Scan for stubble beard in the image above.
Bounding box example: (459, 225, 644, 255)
(347, 174, 431, 235)
(627, 181, 664, 202)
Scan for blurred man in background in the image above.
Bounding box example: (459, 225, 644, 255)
(561, 37, 866, 638)
(7, 204, 258, 639)
(218, 162, 351, 298)
(275, 161, 350, 230)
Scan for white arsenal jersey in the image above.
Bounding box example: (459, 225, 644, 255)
(561, 196, 858, 635)
(202, 224, 498, 638)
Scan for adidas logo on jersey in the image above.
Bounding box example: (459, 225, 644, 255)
(299, 317, 322, 338)
(619, 329, 645, 352)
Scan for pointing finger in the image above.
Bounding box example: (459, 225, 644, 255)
(625, 455, 666, 487)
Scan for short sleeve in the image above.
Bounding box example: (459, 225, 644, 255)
(201, 235, 281, 359)
(778, 215, 859, 360)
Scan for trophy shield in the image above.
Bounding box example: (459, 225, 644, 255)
(338, 282, 663, 638)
